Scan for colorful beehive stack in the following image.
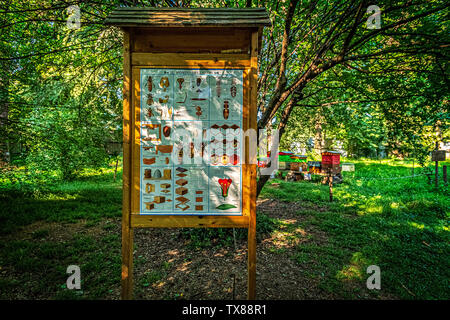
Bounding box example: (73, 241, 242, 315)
(289, 154, 308, 171)
(307, 161, 322, 174)
(278, 151, 307, 171)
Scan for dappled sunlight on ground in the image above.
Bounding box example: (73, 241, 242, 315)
(261, 218, 308, 250)
(336, 252, 369, 282)
(175, 261, 192, 273)
(364, 205, 383, 214)
(408, 221, 425, 230)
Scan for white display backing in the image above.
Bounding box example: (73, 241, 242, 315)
(139, 68, 244, 215)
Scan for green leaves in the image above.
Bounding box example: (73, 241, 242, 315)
(1, 0, 448, 179)
(1, 0, 124, 179)
(215, 204, 237, 210)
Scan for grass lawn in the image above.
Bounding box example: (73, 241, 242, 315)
(0, 166, 123, 299)
(0, 159, 448, 299)
(260, 158, 449, 299)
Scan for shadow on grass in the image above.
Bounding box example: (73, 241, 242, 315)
(259, 166, 449, 299)
(0, 231, 122, 299)
(0, 177, 122, 235)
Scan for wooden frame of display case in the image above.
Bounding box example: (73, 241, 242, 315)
(105, 7, 270, 300)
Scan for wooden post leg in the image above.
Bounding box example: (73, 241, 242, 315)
(121, 30, 133, 300)
(247, 221, 256, 300)
(247, 30, 258, 301)
(121, 224, 133, 300)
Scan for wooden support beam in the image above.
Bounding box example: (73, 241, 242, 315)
(121, 30, 134, 300)
(247, 30, 258, 300)
(131, 53, 250, 68)
(131, 214, 249, 228)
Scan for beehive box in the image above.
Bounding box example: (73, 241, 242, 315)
(279, 162, 289, 170)
(289, 154, 307, 163)
(279, 151, 307, 163)
(322, 163, 341, 174)
(341, 163, 355, 172)
(321, 151, 340, 165)
(308, 161, 321, 174)
(300, 163, 307, 172)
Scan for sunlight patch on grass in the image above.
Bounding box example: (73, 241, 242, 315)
(336, 264, 363, 281)
(343, 200, 359, 207)
(354, 180, 364, 187)
(336, 252, 369, 282)
(365, 205, 383, 214)
(294, 227, 307, 236)
(408, 222, 425, 230)
(77, 167, 121, 178)
(40, 193, 78, 201)
(265, 224, 308, 249)
(390, 202, 400, 209)
(278, 219, 298, 227)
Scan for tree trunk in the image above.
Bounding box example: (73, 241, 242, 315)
(0, 0, 11, 163)
(256, 90, 303, 196)
(0, 53, 10, 163)
(314, 113, 325, 155)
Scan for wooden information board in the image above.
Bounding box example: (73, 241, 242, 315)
(105, 7, 270, 300)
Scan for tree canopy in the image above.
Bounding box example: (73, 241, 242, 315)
(0, 0, 448, 187)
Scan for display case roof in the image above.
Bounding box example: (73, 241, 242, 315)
(105, 7, 271, 28)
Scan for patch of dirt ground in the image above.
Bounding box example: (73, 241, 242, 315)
(1, 199, 392, 299)
(131, 198, 335, 300)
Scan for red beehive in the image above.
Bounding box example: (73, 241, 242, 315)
(321, 151, 340, 165)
